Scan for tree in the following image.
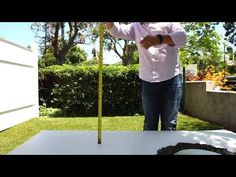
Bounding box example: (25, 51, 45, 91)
(38, 48, 55, 68)
(123, 42, 139, 64)
(106, 37, 138, 66)
(32, 22, 95, 65)
(225, 46, 235, 61)
(223, 22, 236, 46)
(65, 46, 87, 65)
(92, 22, 138, 66)
(180, 22, 222, 72)
(38, 46, 87, 68)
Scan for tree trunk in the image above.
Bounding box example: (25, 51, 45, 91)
(56, 56, 64, 65)
(121, 56, 129, 66)
(56, 48, 69, 65)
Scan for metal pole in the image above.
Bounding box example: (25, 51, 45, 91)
(98, 22, 104, 144)
(233, 50, 234, 61)
(224, 43, 226, 70)
(182, 66, 186, 113)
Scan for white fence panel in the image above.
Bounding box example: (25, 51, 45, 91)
(0, 38, 39, 131)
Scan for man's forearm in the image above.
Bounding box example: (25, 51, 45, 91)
(140, 34, 175, 49)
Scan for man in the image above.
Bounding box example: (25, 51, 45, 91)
(106, 22, 187, 131)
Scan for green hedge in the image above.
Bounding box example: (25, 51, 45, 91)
(39, 64, 143, 116)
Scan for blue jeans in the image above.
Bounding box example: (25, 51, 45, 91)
(141, 74, 183, 131)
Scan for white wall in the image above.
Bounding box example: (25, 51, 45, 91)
(0, 38, 39, 131)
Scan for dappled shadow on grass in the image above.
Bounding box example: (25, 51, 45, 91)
(178, 121, 221, 131)
(177, 114, 222, 131)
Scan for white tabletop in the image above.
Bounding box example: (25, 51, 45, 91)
(9, 130, 236, 155)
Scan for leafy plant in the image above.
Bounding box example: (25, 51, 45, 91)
(39, 105, 63, 117)
(180, 22, 222, 72)
(186, 65, 233, 91)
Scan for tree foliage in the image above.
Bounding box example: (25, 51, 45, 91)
(180, 22, 222, 71)
(65, 46, 87, 65)
(223, 22, 236, 46)
(32, 22, 95, 65)
(38, 46, 87, 68)
(93, 22, 138, 65)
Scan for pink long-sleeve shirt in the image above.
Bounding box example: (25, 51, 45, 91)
(107, 22, 187, 82)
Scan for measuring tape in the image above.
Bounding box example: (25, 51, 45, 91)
(98, 22, 104, 144)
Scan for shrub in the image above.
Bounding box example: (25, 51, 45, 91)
(186, 65, 233, 91)
(227, 65, 236, 74)
(39, 64, 143, 117)
(39, 105, 63, 117)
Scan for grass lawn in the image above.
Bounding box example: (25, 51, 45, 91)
(0, 113, 221, 154)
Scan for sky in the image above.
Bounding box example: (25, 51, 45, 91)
(0, 22, 232, 64)
(0, 22, 35, 46)
(0, 22, 120, 64)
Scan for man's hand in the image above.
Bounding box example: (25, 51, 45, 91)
(106, 22, 114, 29)
(140, 35, 175, 49)
(140, 35, 160, 49)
